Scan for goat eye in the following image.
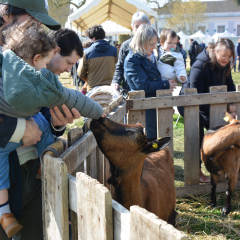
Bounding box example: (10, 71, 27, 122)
(132, 134, 137, 140)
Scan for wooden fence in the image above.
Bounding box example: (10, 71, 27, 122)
(42, 86, 240, 240)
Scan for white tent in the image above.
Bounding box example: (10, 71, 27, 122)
(68, 0, 158, 32)
(185, 30, 214, 51)
(101, 20, 131, 35)
(212, 30, 239, 45)
(177, 31, 188, 49)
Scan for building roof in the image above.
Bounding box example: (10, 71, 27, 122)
(157, 1, 240, 15)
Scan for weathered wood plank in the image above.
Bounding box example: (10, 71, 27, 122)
(127, 91, 146, 128)
(108, 102, 127, 122)
(44, 155, 69, 240)
(97, 147, 103, 184)
(112, 200, 130, 240)
(128, 91, 240, 110)
(209, 86, 227, 182)
(68, 174, 77, 213)
(209, 86, 227, 128)
(68, 127, 83, 148)
(42, 140, 65, 240)
(176, 180, 240, 198)
(104, 156, 111, 189)
(77, 172, 113, 240)
(184, 89, 199, 186)
(129, 206, 188, 240)
(156, 89, 173, 156)
(68, 128, 83, 240)
(60, 131, 97, 174)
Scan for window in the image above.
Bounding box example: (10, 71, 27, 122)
(218, 26, 225, 33)
(198, 26, 205, 33)
(237, 25, 240, 36)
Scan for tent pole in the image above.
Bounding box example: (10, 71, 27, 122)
(155, 16, 158, 33)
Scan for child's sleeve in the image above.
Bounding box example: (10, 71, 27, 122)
(174, 53, 187, 81)
(41, 69, 103, 119)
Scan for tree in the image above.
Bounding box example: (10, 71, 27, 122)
(48, 0, 87, 9)
(165, 0, 206, 35)
(48, 0, 87, 27)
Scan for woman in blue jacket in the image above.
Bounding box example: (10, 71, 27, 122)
(124, 24, 176, 141)
(178, 38, 236, 183)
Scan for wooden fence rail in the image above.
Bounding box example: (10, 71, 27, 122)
(43, 87, 240, 239)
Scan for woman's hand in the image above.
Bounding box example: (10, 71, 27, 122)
(168, 79, 177, 90)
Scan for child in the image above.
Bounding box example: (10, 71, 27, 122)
(227, 103, 237, 119)
(0, 21, 104, 238)
(154, 29, 187, 83)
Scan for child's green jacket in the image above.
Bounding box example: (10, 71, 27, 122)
(1, 49, 103, 119)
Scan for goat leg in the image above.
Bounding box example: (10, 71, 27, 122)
(222, 183, 232, 215)
(210, 174, 218, 207)
(222, 170, 238, 215)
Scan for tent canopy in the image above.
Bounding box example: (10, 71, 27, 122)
(102, 20, 131, 35)
(189, 30, 206, 38)
(68, 0, 157, 31)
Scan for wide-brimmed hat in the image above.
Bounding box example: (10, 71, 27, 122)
(0, 0, 61, 30)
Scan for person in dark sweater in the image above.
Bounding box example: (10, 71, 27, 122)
(178, 38, 236, 183)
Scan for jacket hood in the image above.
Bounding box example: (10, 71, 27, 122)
(195, 48, 210, 63)
(93, 39, 110, 52)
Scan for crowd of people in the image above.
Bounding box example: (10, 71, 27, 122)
(0, 0, 237, 239)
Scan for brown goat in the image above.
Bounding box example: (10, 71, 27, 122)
(90, 117, 177, 225)
(201, 112, 240, 215)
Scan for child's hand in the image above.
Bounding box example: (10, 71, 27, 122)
(180, 76, 186, 83)
(102, 113, 107, 118)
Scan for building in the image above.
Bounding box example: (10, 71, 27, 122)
(156, 1, 240, 36)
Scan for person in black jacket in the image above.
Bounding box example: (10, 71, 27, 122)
(188, 38, 199, 66)
(178, 38, 236, 183)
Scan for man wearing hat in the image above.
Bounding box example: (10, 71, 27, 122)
(0, 1, 81, 239)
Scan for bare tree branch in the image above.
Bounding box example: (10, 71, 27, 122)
(50, 0, 87, 9)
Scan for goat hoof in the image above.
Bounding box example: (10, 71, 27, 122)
(222, 207, 231, 216)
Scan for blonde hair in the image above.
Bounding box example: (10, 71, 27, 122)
(3, 20, 56, 60)
(129, 24, 158, 56)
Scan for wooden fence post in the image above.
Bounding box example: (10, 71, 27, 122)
(127, 91, 146, 127)
(210, 86, 227, 182)
(43, 155, 69, 240)
(129, 206, 188, 240)
(68, 127, 83, 240)
(184, 88, 200, 185)
(77, 172, 113, 240)
(156, 89, 174, 157)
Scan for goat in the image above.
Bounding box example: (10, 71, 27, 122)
(201, 112, 240, 215)
(90, 117, 177, 226)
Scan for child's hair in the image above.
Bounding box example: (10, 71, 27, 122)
(2, 20, 56, 60)
(160, 29, 177, 44)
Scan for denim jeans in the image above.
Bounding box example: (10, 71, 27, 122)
(0, 158, 43, 240)
(0, 113, 54, 190)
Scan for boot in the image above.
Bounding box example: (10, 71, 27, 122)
(0, 213, 23, 238)
(199, 169, 210, 183)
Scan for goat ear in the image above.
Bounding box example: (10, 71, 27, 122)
(141, 137, 171, 154)
(224, 111, 234, 123)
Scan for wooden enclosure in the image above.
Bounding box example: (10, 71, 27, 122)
(42, 86, 240, 240)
